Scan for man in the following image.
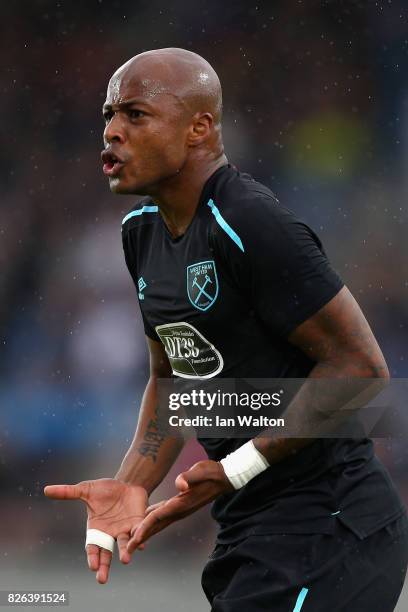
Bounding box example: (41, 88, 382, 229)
(44, 49, 408, 610)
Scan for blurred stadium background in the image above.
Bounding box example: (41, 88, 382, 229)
(1, 1, 407, 609)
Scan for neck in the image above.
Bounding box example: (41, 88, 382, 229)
(148, 153, 228, 238)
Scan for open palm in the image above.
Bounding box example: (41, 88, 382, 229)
(44, 478, 148, 583)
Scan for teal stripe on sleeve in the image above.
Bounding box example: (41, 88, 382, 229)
(207, 198, 244, 252)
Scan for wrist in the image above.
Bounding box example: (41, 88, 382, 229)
(219, 440, 269, 490)
(114, 464, 153, 494)
(211, 461, 235, 493)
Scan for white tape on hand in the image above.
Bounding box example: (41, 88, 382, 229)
(220, 440, 269, 490)
(85, 529, 115, 553)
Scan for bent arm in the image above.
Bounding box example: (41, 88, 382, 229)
(128, 287, 392, 546)
(115, 337, 184, 494)
(253, 285, 389, 464)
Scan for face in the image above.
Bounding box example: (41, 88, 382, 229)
(101, 68, 191, 194)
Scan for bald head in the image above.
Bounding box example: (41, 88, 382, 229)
(107, 48, 223, 124)
(102, 48, 226, 196)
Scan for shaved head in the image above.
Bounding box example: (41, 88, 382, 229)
(107, 48, 223, 124)
(102, 48, 226, 196)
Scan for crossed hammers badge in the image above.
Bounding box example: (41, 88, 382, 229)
(187, 260, 219, 311)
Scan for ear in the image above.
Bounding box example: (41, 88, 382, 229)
(187, 112, 213, 146)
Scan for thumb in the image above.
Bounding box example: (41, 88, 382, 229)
(175, 463, 207, 492)
(44, 483, 85, 500)
(175, 472, 189, 492)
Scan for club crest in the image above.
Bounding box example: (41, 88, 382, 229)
(186, 260, 219, 311)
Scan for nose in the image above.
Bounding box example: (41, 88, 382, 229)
(103, 113, 126, 145)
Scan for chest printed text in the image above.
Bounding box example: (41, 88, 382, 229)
(155, 322, 223, 379)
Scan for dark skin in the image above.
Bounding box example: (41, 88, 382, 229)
(44, 48, 389, 581)
(101, 48, 227, 236)
(128, 285, 389, 550)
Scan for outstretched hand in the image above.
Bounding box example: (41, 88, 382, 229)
(127, 460, 233, 553)
(44, 478, 148, 584)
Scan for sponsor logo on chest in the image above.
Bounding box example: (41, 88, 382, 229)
(155, 322, 223, 378)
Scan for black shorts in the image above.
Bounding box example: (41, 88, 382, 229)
(202, 514, 408, 612)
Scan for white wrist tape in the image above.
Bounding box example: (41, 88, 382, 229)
(85, 529, 115, 553)
(220, 440, 269, 490)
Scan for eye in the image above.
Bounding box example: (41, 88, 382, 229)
(103, 110, 113, 123)
(128, 109, 145, 120)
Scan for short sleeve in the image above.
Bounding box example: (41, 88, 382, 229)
(212, 197, 344, 338)
(122, 227, 160, 342)
(141, 312, 160, 342)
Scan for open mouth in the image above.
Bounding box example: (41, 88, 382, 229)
(101, 150, 125, 177)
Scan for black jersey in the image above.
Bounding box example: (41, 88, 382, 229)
(122, 164, 405, 543)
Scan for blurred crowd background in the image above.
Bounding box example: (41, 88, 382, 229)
(1, 1, 408, 609)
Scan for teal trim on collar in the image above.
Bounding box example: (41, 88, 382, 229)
(122, 205, 158, 225)
(293, 587, 309, 612)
